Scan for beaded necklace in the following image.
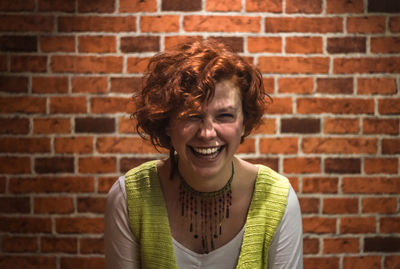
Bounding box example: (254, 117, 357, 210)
(177, 162, 234, 253)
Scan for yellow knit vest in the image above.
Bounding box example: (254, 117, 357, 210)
(125, 160, 289, 269)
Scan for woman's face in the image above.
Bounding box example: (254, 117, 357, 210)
(167, 79, 244, 181)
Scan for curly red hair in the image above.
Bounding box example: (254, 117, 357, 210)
(133, 40, 269, 151)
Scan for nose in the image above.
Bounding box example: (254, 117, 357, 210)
(198, 117, 217, 139)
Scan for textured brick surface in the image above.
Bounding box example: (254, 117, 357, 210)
(0, 1, 399, 268)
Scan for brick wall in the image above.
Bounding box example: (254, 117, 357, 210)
(0, 0, 399, 268)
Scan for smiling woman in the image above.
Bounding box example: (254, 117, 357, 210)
(105, 41, 303, 269)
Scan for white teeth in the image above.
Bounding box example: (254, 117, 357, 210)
(193, 146, 220, 155)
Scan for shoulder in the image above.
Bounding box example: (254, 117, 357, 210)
(125, 160, 159, 182)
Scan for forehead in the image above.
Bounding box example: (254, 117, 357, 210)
(210, 79, 242, 107)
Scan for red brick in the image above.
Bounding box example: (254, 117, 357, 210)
(303, 237, 319, 254)
(0, 256, 56, 269)
(80, 238, 104, 254)
(58, 16, 136, 32)
(283, 157, 321, 174)
(286, 0, 322, 13)
(120, 36, 160, 52)
(162, 0, 201, 11)
(56, 217, 104, 234)
(77, 0, 115, 13)
(297, 98, 374, 114)
(10, 55, 47, 73)
(32, 76, 68, 94)
(35, 157, 74, 174)
(334, 57, 400, 73)
(362, 197, 398, 214)
(379, 98, 400, 115)
(206, 0, 241, 11)
(0, 197, 30, 213)
(347, 16, 386, 33)
(0, 117, 29, 134)
(0, 97, 46, 114)
(237, 138, 256, 154)
(127, 57, 150, 73)
(34, 197, 74, 214)
(390, 16, 400, 33)
(0, 76, 28, 93)
(303, 217, 337, 233)
(119, 0, 157, 12)
(0, 217, 52, 233)
(265, 17, 342, 33)
(298, 197, 319, 214)
(363, 118, 399, 135)
(75, 117, 115, 133)
(51, 55, 123, 73)
(2, 236, 38, 252)
(365, 158, 398, 174)
(302, 177, 338, 193)
(55, 137, 93, 154)
(340, 217, 376, 233)
(303, 137, 377, 154)
(324, 158, 361, 174)
(323, 238, 359, 254)
(265, 97, 293, 114)
(253, 118, 276, 134)
(61, 257, 105, 269)
(382, 139, 400, 154)
(327, 37, 366, 53)
(324, 118, 360, 134)
(342, 177, 400, 194)
(10, 176, 94, 193)
(141, 15, 180, 32)
(0, 157, 31, 174)
(371, 37, 400, 53)
(50, 97, 87, 114)
(365, 237, 400, 252)
(0, 177, 5, 193)
(285, 36, 323, 54)
(77, 197, 106, 213)
(316, 78, 353, 94)
(323, 198, 358, 214)
(259, 137, 298, 154)
(304, 257, 339, 269)
(78, 157, 116, 173)
(278, 77, 313, 94)
(0, 0, 35, 11)
(78, 36, 116, 53)
(41, 236, 77, 253)
(381, 217, 400, 233)
(98, 176, 117, 193)
(343, 256, 381, 269)
(91, 97, 134, 113)
(245, 0, 282, 12)
(164, 36, 203, 50)
(263, 77, 275, 94)
(258, 56, 329, 74)
(72, 76, 108, 93)
(38, 0, 75, 12)
(0, 36, 37, 52)
(110, 77, 142, 94)
(357, 77, 397, 94)
(118, 116, 136, 133)
(245, 158, 278, 173)
(0, 137, 50, 153)
(33, 118, 70, 134)
(247, 37, 281, 53)
(207, 37, 244, 53)
(385, 255, 400, 269)
(0, 15, 54, 32)
(97, 137, 158, 154)
(183, 16, 260, 33)
(40, 36, 75, 52)
(326, 0, 364, 13)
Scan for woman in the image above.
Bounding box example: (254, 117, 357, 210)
(105, 41, 303, 268)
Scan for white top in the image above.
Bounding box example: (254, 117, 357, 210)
(105, 175, 303, 269)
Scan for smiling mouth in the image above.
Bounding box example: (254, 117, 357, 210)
(189, 146, 224, 158)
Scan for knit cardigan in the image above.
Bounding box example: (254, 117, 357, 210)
(125, 160, 290, 269)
